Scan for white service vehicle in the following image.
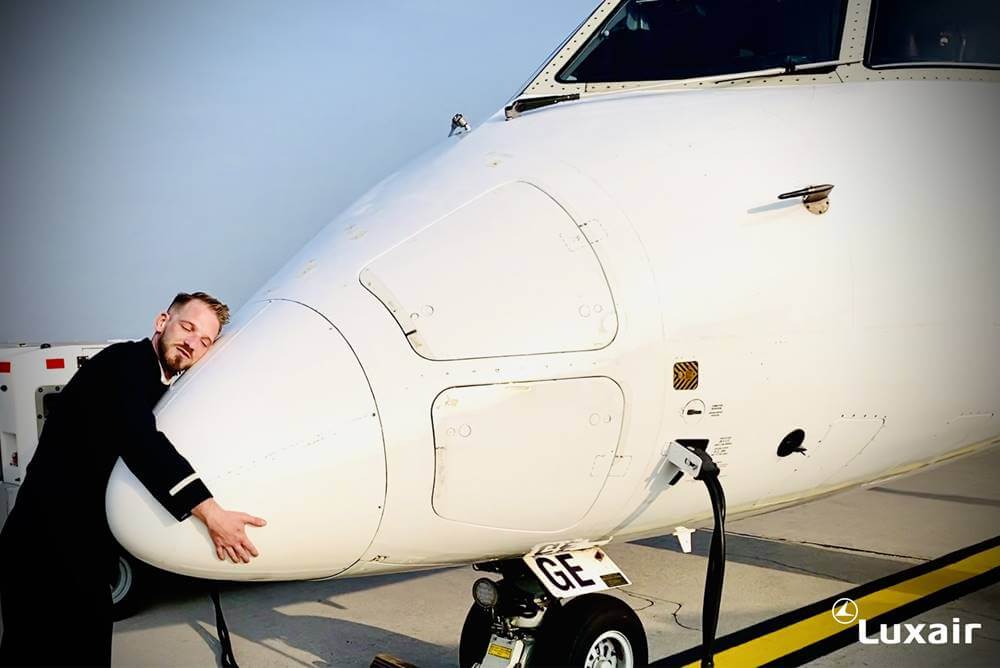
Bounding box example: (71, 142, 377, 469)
(105, 1, 1000, 665)
(0, 343, 108, 499)
(0, 341, 154, 619)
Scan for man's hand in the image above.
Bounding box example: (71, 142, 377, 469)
(191, 498, 267, 564)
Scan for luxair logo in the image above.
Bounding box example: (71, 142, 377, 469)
(832, 598, 859, 624)
(832, 597, 983, 645)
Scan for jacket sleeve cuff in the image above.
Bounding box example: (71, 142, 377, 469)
(165, 478, 213, 522)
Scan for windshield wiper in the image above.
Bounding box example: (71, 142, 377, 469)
(682, 58, 860, 85)
(505, 94, 581, 120)
(504, 59, 859, 120)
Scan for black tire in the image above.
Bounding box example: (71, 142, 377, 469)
(458, 603, 494, 668)
(110, 549, 150, 621)
(533, 593, 647, 667)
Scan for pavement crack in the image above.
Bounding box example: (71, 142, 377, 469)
(730, 552, 846, 581)
(621, 589, 700, 632)
(727, 531, 926, 562)
(620, 589, 655, 611)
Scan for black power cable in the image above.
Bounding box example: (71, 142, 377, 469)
(667, 441, 728, 668)
(211, 589, 240, 668)
(699, 474, 727, 668)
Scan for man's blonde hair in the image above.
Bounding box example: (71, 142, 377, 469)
(168, 291, 231, 328)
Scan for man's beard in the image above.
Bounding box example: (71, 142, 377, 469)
(156, 336, 187, 374)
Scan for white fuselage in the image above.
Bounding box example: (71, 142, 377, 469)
(108, 75, 1000, 581)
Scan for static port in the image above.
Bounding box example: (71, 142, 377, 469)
(777, 429, 807, 457)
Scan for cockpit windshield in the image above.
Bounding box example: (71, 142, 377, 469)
(557, 0, 848, 83)
(867, 0, 1000, 68)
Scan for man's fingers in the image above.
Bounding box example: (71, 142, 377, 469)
(207, 508, 266, 564)
(243, 537, 260, 558)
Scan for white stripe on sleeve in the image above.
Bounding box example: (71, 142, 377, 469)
(169, 473, 201, 497)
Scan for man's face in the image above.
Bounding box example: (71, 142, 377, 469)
(153, 300, 222, 376)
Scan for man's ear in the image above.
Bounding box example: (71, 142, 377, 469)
(153, 312, 169, 334)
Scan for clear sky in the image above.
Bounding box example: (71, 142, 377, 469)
(0, 0, 596, 343)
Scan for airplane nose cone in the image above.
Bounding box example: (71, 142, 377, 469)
(107, 299, 385, 580)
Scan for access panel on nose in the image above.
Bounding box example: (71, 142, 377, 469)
(431, 377, 625, 531)
(360, 181, 617, 360)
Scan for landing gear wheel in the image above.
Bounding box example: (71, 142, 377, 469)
(535, 593, 647, 667)
(458, 603, 493, 668)
(110, 549, 150, 621)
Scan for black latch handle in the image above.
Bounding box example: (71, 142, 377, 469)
(778, 184, 834, 201)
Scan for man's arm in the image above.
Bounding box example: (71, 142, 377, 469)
(115, 403, 267, 563)
(115, 401, 212, 521)
(111, 359, 266, 563)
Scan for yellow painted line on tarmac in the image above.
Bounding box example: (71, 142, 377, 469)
(655, 535, 1000, 667)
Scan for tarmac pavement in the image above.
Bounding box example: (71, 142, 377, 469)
(8, 446, 1000, 666)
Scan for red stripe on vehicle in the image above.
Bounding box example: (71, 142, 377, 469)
(0, 362, 10, 373)
(46, 358, 65, 370)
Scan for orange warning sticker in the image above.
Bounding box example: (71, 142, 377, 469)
(673, 361, 699, 390)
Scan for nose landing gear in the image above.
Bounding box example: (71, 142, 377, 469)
(457, 563, 647, 668)
(458, 440, 726, 668)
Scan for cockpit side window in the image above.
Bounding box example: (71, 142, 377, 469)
(556, 0, 848, 83)
(867, 0, 1000, 69)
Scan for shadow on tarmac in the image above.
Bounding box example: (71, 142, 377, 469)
(634, 530, 917, 584)
(117, 567, 458, 666)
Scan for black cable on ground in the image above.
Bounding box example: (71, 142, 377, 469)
(211, 589, 239, 668)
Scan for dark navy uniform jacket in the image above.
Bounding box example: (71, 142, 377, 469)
(0, 338, 212, 578)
